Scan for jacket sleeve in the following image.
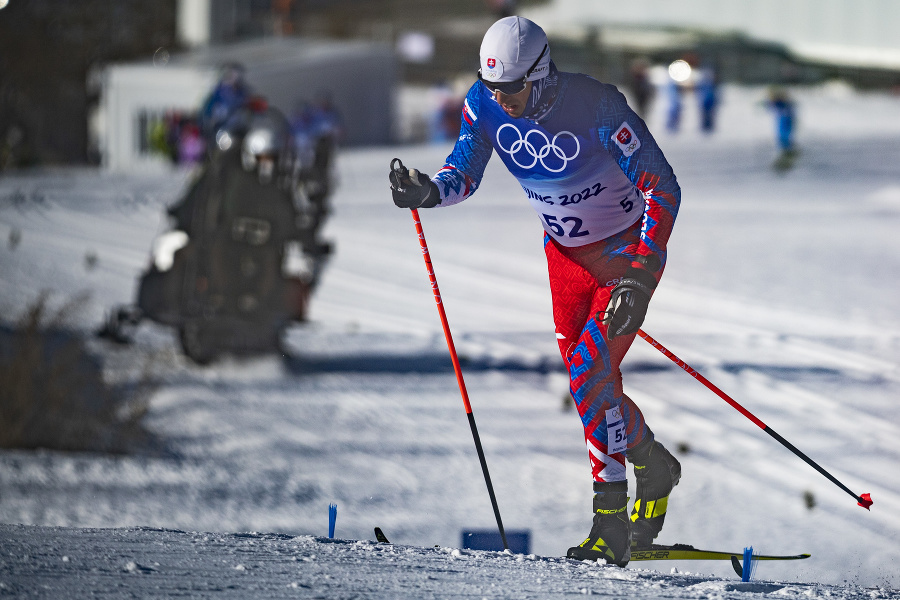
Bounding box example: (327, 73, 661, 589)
(430, 84, 494, 207)
(596, 84, 681, 280)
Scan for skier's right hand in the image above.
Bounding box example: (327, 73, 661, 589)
(602, 266, 656, 340)
(389, 158, 440, 209)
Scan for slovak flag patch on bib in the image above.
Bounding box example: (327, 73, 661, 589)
(612, 122, 641, 157)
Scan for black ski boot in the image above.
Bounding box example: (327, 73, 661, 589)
(566, 481, 631, 566)
(626, 435, 681, 549)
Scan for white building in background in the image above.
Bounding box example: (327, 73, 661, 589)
(100, 0, 405, 171)
(100, 65, 217, 172)
(99, 37, 397, 172)
(525, 0, 900, 70)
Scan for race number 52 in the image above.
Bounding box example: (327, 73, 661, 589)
(542, 214, 590, 238)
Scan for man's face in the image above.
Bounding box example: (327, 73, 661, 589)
(493, 81, 533, 119)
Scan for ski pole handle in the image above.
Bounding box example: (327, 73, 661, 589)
(390, 157, 411, 192)
(637, 329, 873, 510)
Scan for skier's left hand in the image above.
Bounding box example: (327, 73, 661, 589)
(602, 266, 657, 339)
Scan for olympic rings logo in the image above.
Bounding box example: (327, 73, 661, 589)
(496, 124, 580, 173)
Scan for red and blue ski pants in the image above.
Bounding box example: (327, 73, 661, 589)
(544, 219, 655, 483)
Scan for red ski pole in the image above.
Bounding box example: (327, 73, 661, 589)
(637, 329, 873, 510)
(408, 205, 510, 550)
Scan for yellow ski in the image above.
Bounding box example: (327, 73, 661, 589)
(630, 543, 810, 576)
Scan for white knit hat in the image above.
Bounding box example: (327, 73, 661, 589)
(479, 16, 550, 83)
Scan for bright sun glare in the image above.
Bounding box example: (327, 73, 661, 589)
(668, 59, 692, 82)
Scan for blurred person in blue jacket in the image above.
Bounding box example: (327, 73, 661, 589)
(766, 86, 797, 170)
(695, 63, 719, 133)
(289, 100, 317, 171)
(665, 77, 683, 133)
(201, 63, 251, 143)
(309, 91, 344, 150)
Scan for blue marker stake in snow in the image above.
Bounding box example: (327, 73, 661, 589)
(328, 503, 337, 538)
(741, 546, 753, 582)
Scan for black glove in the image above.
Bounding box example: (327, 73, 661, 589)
(389, 158, 440, 209)
(601, 265, 657, 340)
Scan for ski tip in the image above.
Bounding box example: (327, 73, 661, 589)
(858, 493, 873, 510)
(374, 527, 391, 544)
(730, 555, 743, 578)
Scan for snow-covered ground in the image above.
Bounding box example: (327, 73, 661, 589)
(2, 524, 895, 599)
(1, 83, 899, 598)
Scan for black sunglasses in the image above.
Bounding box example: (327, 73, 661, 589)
(478, 44, 548, 95)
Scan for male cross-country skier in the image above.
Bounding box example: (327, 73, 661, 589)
(389, 16, 682, 567)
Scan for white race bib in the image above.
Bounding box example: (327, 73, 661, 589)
(605, 406, 627, 455)
(517, 153, 643, 247)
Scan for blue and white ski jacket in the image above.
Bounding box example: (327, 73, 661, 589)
(431, 70, 680, 269)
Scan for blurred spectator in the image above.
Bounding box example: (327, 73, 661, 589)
(627, 58, 654, 117)
(665, 58, 697, 134)
(428, 81, 460, 143)
(291, 91, 343, 249)
(439, 96, 464, 142)
(148, 112, 204, 165)
(665, 77, 683, 133)
(695, 63, 719, 133)
(148, 113, 176, 163)
(200, 63, 251, 142)
(310, 91, 344, 148)
(289, 100, 317, 171)
(766, 86, 797, 169)
(767, 87, 795, 151)
(308, 90, 344, 194)
(177, 122, 206, 165)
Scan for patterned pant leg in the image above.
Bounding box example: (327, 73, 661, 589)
(544, 228, 651, 483)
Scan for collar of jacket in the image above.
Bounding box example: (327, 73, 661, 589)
(523, 61, 560, 124)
